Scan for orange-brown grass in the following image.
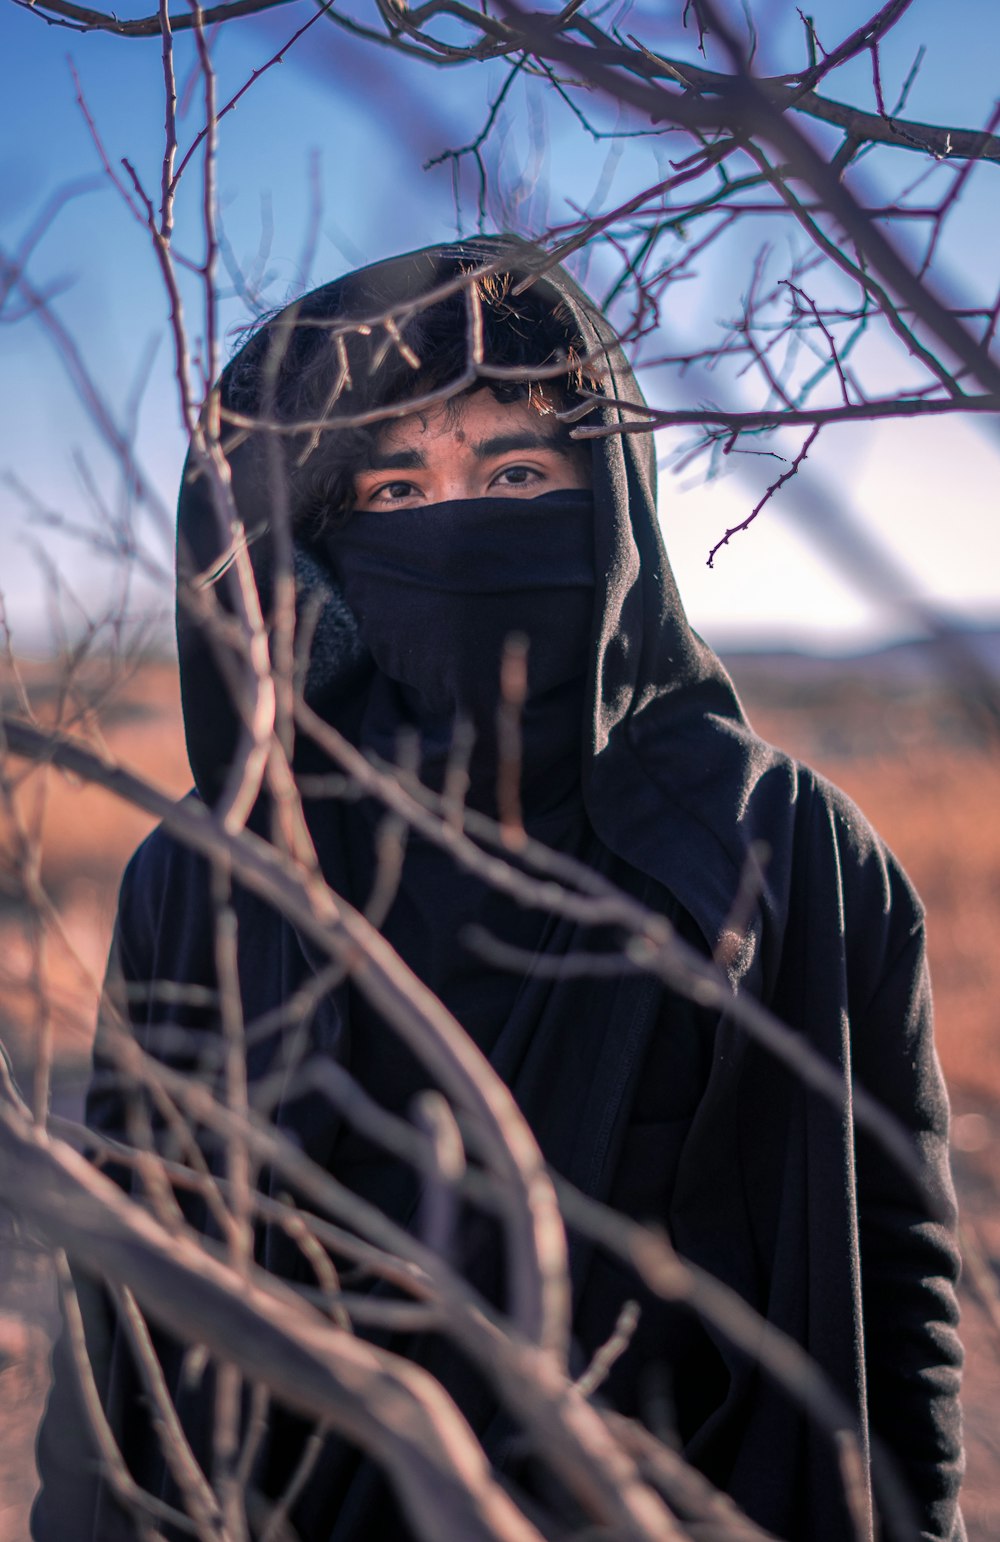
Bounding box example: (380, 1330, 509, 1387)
(0, 660, 189, 1069)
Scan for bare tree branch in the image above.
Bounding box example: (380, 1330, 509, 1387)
(4, 1113, 549, 1542)
(567, 390, 1000, 435)
(13, 0, 297, 38)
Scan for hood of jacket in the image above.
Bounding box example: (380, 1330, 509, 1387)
(175, 236, 792, 965)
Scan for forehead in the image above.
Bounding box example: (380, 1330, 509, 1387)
(373, 389, 561, 452)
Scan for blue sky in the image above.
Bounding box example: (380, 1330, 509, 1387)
(3, 0, 1000, 653)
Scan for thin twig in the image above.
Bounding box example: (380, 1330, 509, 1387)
(707, 423, 820, 567)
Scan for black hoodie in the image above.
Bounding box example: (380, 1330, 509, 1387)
(33, 239, 964, 1542)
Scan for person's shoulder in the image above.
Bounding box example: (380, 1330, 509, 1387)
(733, 720, 921, 911)
(741, 730, 900, 867)
(783, 754, 925, 950)
(116, 794, 289, 960)
(795, 758, 884, 849)
(116, 791, 214, 949)
(121, 790, 211, 889)
(733, 743, 926, 1022)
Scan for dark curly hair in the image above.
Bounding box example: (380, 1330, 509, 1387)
(225, 264, 600, 531)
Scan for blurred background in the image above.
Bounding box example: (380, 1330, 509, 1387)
(2, 1, 999, 1534)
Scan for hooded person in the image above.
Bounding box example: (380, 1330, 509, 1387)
(32, 238, 965, 1542)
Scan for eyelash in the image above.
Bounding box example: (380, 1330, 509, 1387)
(366, 463, 545, 505)
(491, 464, 542, 487)
(376, 481, 419, 502)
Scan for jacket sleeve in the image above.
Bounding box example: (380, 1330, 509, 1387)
(851, 886, 966, 1542)
(30, 1262, 137, 1541)
(31, 837, 186, 1542)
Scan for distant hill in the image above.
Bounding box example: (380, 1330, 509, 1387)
(720, 624, 1000, 700)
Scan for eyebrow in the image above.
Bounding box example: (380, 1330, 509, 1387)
(361, 448, 427, 472)
(472, 431, 566, 459)
(360, 429, 569, 475)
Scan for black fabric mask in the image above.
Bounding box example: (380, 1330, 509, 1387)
(329, 491, 595, 724)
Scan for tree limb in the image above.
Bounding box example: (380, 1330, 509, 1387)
(15, 0, 1000, 179)
(1, 1107, 544, 1542)
(567, 390, 1000, 435)
(12, 0, 296, 38)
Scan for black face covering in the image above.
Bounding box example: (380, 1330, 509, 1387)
(329, 490, 596, 820)
(330, 490, 594, 715)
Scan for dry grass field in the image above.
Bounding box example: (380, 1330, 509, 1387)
(1, 652, 999, 1538)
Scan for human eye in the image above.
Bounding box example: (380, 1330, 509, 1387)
(359, 478, 422, 509)
(489, 464, 544, 493)
(381, 480, 420, 502)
